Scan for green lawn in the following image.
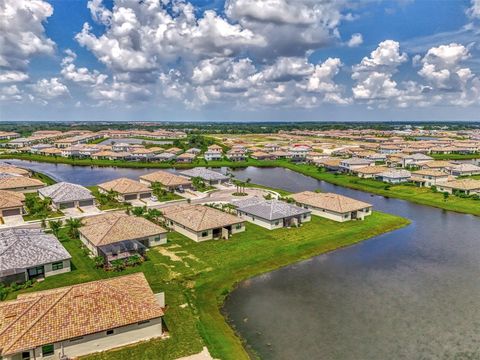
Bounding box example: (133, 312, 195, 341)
(87, 186, 127, 210)
(431, 153, 480, 160)
(22, 193, 64, 221)
(7, 213, 409, 360)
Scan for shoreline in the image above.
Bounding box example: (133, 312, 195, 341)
(3, 154, 480, 216)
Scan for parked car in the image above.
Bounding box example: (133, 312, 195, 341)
(150, 195, 158, 202)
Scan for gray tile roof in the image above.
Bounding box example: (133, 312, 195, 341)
(377, 169, 412, 179)
(0, 228, 71, 276)
(179, 167, 229, 181)
(39, 182, 94, 203)
(235, 197, 310, 221)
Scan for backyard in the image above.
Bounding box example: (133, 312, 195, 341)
(6, 212, 410, 360)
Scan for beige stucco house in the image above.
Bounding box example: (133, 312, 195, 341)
(0, 273, 165, 360)
(290, 191, 373, 222)
(0, 190, 25, 217)
(139, 170, 192, 191)
(162, 204, 245, 241)
(437, 179, 480, 195)
(98, 177, 152, 202)
(79, 212, 168, 262)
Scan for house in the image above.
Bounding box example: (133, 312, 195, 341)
(0, 228, 71, 285)
(0, 190, 25, 217)
(98, 177, 152, 202)
(437, 179, 480, 195)
(186, 147, 201, 155)
(79, 212, 167, 262)
(162, 204, 245, 241)
(317, 158, 341, 171)
(339, 158, 375, 172)
(290, 191, 373, 222)
(178, 168, 229, 185)
(204, 150, 222, 161)
(420, 160, 453, 172)
(234, 197, 311, 230)
(448, 163, 480, 177)
(38, 182, 95, 210)
(226, 149, 246, 161)
(176, 152, 196, 163)
(410, 169, 450, 187)
(288, 146, 310, 161)
(154, 152, 176, 162)
(250, 151, 273, 160)
(353, 165, 388, 178)
(140, 170, 192, 191)
(0, 175, 44, 193)
(207, 144, 223, 153)
(376, 169, 412, 183)
(130, 148, 155, 161)
(401, 153, 433, 168)
(0, 273, 165, 360)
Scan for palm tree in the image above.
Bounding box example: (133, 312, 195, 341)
(145, 208, 162, 222)
(65, 218, 82, 238)
(48, 219, 63, 237)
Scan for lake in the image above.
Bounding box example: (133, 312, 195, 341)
(4, 160, 480, 359)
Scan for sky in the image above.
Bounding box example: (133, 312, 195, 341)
(1, 0, 480, 122)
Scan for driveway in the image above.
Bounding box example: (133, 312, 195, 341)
(1, 215, 25, 227)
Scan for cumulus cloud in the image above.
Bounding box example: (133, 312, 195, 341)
(352, 40, 408, 101)
(61, 49, 108, 85)
(0, 0, 55, 82)
(418, 43, 472, 91)
(0, 85, 23, 101)
(347, 33, 363, 47)
(30, 78, 70, 100)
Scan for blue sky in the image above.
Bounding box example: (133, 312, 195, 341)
(1, 0, 479, 122)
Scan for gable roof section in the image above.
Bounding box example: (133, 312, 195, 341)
(38, 182, 94, 203)
(178, 168, 229, 181)
(162, 204, 243, 231)
(0, 228, 70, 275)
(290, 191, 372, 213)
(98, 177, 150, 194)
(79, 212, 167, 246)
(0, 273, 164, 356)
(140, 170, 191, 187)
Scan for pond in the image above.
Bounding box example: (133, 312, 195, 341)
(4, 160, 480, 359)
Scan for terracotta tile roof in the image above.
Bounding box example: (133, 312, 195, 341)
(98, 177, 150, 194)
(412, 169, 449, 177)
(0, 190, 25, 209)
(422, 160, 453, 169)
(0, 166, 29, 177)
(0, 273, 164, 356)
(79, 212, 167, 246)
(163, 204, 243, 232)
(353, 165, 388, 174)
(0, 176, 44, 191)
(290, 191, 372, 213)
(439, 179, 480, 191)
(140, 170, 191, 187)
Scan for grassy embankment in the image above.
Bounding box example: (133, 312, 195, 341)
(6, 213, 409, 360)
(2, 153, 479, 215)
(431, 153, 480, 160)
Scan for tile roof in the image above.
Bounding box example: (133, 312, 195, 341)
(449, 163, 480, 172)
(140, 170, 191, 187)
(354, 165, 388, 174)
(98, 177, 150, 194)
(178, 168, 229, 181)
(234, 197, 310, 221)
(79, 212, 167, 246)
(290, 191, 372, 213)
(412, 169, 449, 177)
(162, 204, 243, 231)
(0, 228, 70, 276)
(0, 190, 25, 209)
(0, 273, 164, 356)
(377, 169, 412, 179)
(0, 176, 44, 191)
(0, 166, 29, 177)
(38, 182, 94, 203)
(439, 179, 480, 190)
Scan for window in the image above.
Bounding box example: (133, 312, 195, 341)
(106, 329, 114, 335)
(52, 262, 63, 271)
(42, 344, 54, 356)
(235, 224, 242, 230)
(22, 351, 30, 360)
(154, 236, 160, 241)
(201, 231, 208, 237)
(275, 221, 279, 226)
